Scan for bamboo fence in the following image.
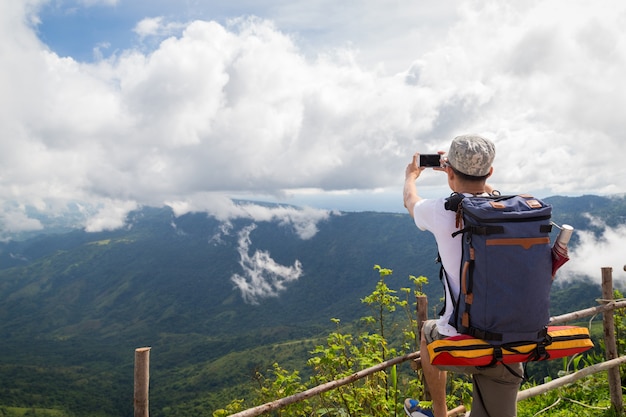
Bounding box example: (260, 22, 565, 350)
(133, 267, 626, 417)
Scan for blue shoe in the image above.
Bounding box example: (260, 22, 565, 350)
(404, 398, 434, 417)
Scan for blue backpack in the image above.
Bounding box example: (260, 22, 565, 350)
(443, 193, 553, 346)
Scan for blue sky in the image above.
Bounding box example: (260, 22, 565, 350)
(2, 0, 626, 232)
(37, 3, 136, 61)
(36, 1, 276, 61)
(34, 0, 462, 77)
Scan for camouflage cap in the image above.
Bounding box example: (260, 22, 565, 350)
(446, 134, 495, 177)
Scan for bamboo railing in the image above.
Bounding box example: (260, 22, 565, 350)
(133, 267, 626, 417)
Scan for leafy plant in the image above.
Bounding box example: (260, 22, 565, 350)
(518, 372, 613, 417)
(612, 289, 626, 357)
(217, 264, 625, 417)
(219, 266, 428, 416)
(408, 274, 429, 297)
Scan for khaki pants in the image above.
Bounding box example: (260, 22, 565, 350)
(423, 320, 523, 417)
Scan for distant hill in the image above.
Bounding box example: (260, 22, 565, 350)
(0, 194, 623, 416)
(0, 208, 434, 340)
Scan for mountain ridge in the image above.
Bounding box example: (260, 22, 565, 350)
(1, 194, 624, 339)
(0, 194, 623, 416)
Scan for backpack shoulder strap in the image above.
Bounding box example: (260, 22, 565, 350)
(444, 192, 465, 212)
(437, 252, 457, 317)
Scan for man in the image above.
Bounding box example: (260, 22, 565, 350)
(402, 135, 523, 417)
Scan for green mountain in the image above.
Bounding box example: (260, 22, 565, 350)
(0, 195, 623, 416)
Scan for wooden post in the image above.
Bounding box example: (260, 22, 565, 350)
(601, 267, 623, 416)
(417, 295, 429, 337)
(134, 347, 151, 417)
(416, 295, 430, 401)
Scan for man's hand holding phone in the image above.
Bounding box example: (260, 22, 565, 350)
(418, 152, 447, 171)
(418, 154, 442, 168)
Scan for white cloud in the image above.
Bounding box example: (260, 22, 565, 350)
(236, 203, 333, 239)
(2, 0, 626, 231)
(557, 216, 626, 285)
(84, 199, 138, 232)
(166, 194, 331, 239)
(230, 224, 303, 304)
(0, 206, 43, 237)
(133, 16, 186, 41)
(208, 221, 234, 245)
(134, 17, 164, 38)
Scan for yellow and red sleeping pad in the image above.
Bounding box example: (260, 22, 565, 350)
(428, 326, 594, 367)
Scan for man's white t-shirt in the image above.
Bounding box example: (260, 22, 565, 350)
(412, 197, 463, 337)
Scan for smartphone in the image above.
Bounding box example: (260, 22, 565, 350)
(419, 154, 441, 167)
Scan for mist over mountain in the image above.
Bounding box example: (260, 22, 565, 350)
(0, 194, 624, 416)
